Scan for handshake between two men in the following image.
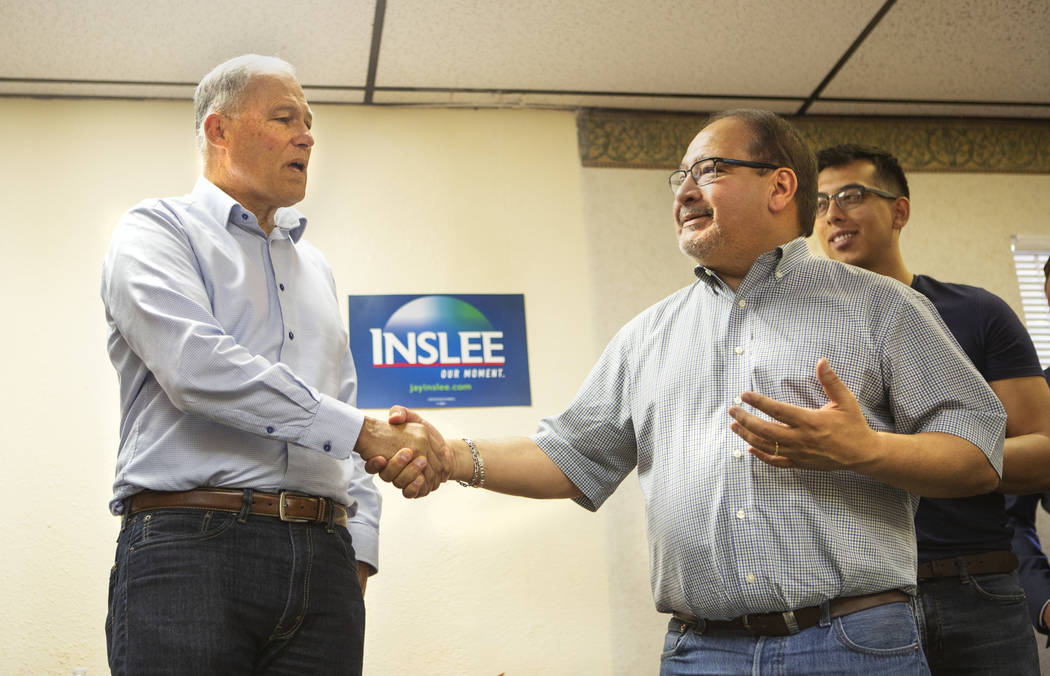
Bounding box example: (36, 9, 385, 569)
(353, 406, 453, 498)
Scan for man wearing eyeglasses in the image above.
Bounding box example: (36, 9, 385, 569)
(375, 110, 1006, 674)
(1005, 257, 1050, 651)
(813, 143, 1050, 674)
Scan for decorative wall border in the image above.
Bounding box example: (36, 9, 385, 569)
(577, 110, 1050, 173)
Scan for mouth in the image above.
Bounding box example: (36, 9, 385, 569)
(679, 208, 713, 230)
(828, 231, 857, 248)
(287, 161, 307, 173)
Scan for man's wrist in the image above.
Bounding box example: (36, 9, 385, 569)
(353, 416, 383, 459)
(450, 439, 474, 483)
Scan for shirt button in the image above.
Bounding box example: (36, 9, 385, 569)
(733, 449, 743, 459)
(279, 283, 285, 291)
(736, 509, 746, 520)
(323, 442, 332, 452)
(288, 331, 295, 340)
(775, 270, 783, 279)
(266, 426, 274, 434)
(737, 299, 746, 308)
(746, 573, 756, 583)
(733, 396, 742, 405)
(734, 346, 744, 355)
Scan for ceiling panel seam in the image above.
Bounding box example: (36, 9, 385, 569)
(364, 0, 387, 104)
(797, 0, 898, 115)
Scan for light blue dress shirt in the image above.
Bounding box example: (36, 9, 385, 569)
(533, 237, 1005, 620)
(101, 176, 380, 569)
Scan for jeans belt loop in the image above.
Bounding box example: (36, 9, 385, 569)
(324, 497, 336, 532)
(238, 488, 253, 522)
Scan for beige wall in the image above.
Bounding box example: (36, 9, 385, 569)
(2, 97, 1049, 675)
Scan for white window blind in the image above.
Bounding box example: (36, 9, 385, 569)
(1011, 235, 1050, 369)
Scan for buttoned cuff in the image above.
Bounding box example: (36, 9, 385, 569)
(297, 394, 365, 460)
(348, 519, 379, 573)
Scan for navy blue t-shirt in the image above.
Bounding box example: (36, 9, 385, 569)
(911, 274, 1044, 560)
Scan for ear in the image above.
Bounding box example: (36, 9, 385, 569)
(203, 112, 230, 151)
(767, 167, 797, 216)
(891, 196, 910, 232)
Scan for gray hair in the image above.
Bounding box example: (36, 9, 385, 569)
(194, 54, 297, 154)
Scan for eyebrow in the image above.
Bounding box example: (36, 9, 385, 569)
(680, 156, 718, 170)
(272, 103, 310, 116)
(819, 183, 866, 193)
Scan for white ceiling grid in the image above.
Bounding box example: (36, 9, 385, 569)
(0, 0, 1047, 118)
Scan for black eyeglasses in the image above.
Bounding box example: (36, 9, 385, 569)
(669, 157, 780, 193)
(816, 184, 899, 216)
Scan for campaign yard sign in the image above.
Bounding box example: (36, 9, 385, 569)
(349, 294, 531, 408)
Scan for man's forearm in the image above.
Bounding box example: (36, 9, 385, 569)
(1000, 434, 1050, 493)
(860, 431, 999, 497)
(991, 375, 1050, 494)
(449, 438, 581, 500)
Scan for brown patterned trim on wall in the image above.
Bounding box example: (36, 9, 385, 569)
(577, 110, 1050, 173)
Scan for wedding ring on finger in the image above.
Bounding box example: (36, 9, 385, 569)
(774, 441, 779, 457)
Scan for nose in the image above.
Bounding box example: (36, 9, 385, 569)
(674, 173, 700, 205)
(823, 199, 846, 223)
(295, 123, 314, 148)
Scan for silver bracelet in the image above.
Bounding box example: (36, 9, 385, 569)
(457, 438, 485, 488)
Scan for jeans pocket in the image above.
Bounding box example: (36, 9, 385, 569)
(105, 563, 118, 631)
(660, 626, 689, 660)
(834, 602, 922, 656)
(128, 509, 238, 550)
(967, 572, 1026, 604)
(333, 527, 358, 566)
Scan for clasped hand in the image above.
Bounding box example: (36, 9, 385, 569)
(355, 409, 451, 498)
(727, 358, 878, 471)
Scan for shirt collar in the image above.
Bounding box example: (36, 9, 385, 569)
(692, 236, 810, 290)
(191, 176, 308, 242)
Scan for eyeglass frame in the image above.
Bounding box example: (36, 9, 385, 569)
(668, 157, 782, 193)
(816, 183, 900, 216)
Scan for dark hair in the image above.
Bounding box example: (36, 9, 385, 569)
(1044, 255, 1050, 279)
(816, 144, 910, 199)
(705, 109, 818, 237)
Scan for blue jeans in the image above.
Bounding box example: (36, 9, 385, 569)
(917, 571, 1039, 675)
(106, 502, 365, 675)
(660, 600, 930, 675)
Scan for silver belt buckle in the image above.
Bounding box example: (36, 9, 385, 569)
(278, 491, 313, 522)
(781, 610, 800, 634)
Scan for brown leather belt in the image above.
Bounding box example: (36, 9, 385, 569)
(672, 589, 910, 637)
(917, 550, 1018, 580)
(126, 488, 348, 528)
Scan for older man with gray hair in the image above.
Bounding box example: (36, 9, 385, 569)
(101, 54, 448, 675)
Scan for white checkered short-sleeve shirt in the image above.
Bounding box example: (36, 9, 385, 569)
(533, 237, 1005, 619)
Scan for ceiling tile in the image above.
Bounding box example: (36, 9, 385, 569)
(377, 0, 885, 97)
(0, 0, 376, 86)
(822, 0, 1050, 103)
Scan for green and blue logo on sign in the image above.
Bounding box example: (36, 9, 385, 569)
(349, 294, 531, 408)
